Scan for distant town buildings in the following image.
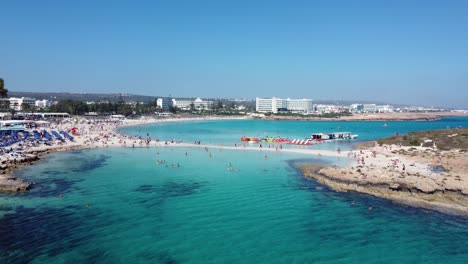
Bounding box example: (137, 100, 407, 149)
(254, 99, 447, 115)
(256, 97, 313, 113)
(0, 93, 456, 117)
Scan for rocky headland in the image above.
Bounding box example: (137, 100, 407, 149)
(301, 129, 468, 215)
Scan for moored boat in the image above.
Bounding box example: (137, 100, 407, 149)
(289, 138, 313, 145)
(241, 136, 259, 143)
(274, 138, 291, 143)
(310, 132, 358, 141)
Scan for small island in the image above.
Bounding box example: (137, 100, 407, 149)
(301, 128, 468, 215)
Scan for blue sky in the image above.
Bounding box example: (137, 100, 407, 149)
(1, 0, 467, 108)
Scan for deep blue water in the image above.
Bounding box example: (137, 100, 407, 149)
(0, 117, 467, 263)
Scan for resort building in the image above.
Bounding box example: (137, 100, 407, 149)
(362, 104, 378, 113)
(9, 97, 36, 111)
(170, 98, 214, 111)
(377, 105, 394, 113)
(350, 104, 364, 112)
(170, 99, 191, 110)
(349, 104, 394, 113)
(156, 98, 170, 109)
(256, 97, 313, 113)
(285, 98, 314, 113)
(35, 99, 51, 109)
(256, 97, 277, 113)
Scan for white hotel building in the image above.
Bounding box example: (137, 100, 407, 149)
(8, 97, 36, 111)
(171, 98, 213, 111)
(256, 97, 313, 113)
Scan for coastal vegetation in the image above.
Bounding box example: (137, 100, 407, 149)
(377, 128, 468, 150)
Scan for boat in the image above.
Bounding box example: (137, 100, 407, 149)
(310, 132, 358, 142)
(260, 136, 275, 143)
(289, 139, 313, 145)
(240, 136, 259, 143)
(274, 138, 291, 143)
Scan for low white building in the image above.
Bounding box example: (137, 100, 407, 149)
(171, 98, 213, 111)
(9, 97, 36, 110)
(110, 114, 125, 120)
(377, 105, 394, 113)
(362, 104, 378, 113)
(193, 98, 213, 110)
(35, 99, 51, 109)
(313, 104, 341, 114)
(171, 99, 192, 110)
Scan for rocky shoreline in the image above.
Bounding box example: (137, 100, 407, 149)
(300, 144, 468, 216)
(0, 144, 96, 192)
(0, 154, 39, 192)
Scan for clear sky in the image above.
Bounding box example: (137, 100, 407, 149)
(1, 0, 467, 108)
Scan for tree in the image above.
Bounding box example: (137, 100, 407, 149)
(0, 78, 8, 98)
(10, 102, 18, 118)
(0, 78, 10, 111)
(21, 103, 33, 112)
(217, 101, 223, 111)
(168, 105, 177, 114)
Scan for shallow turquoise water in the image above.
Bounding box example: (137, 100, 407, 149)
(119, 116, 468, 144)
(1, 118, 468, 263)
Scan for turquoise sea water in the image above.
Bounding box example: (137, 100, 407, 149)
(1, 117, 468, 263)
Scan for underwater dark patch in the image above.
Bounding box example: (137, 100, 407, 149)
(136, 181, 207, 210)
(23, 177, 83, 198)
(158, 181, 205, 197)
(135, 184, 156, 193)
(138, 197, 165, 209)
(286, 158, 333, 169)
(0, 206, 94, 263)
(78, 247, 119, 263)
(41, 170, 64, 176)
(137, 181, 206, 198)
(70, 154, 110, 173)
(157, 252, 180, 264)
(136, 249, 178, 263)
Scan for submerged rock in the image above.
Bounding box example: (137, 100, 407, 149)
(0, 175, 30, 192)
